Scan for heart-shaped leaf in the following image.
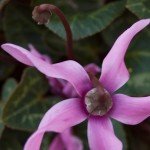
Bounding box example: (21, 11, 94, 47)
(0, 78, 17, 137)
(2, 68, 60, 131)
(2, 78, 17, 101)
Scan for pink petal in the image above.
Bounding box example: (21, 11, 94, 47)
(24, 98, 87, 150)
(29, 44, 65, 95)
(84, 63, 101, 75)
(63, 82, 78, 98)
(27, 53, 92, 97)
(100, 19, 150, 93)
(49, 78, 66, 95)
(60, 128, 83, 150)
(49, 135, 65, 150)
(63, 63, 101, 98)
(88, 117, 122, 150)
(1, 43, 33, 66)
(28, 44, 52, 64)
(110, 94, 150, 125)
(28, 44, 43, 58)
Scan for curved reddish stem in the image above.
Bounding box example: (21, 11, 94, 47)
(32, 4, 74, 59)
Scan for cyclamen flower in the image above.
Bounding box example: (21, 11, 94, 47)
(28, 45, 84, 150)
(6, 43, 85, 149)
(1, 19, 150, 150)
(29, 44, 100, 98)
(1, 42, 100, 149)
(49, 128, 83, 150)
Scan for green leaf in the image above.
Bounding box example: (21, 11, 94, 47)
(0, 78, 17, 137)
(2, 68, 60, 131)
(2, 78, 17, 101)
(31, 0, 105, 12)
(126, 0, 150, 18)
(120, 72, 150, 96)
(46, 1, 125, 40)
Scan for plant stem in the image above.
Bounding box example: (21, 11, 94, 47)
(32, 4, 74, 59)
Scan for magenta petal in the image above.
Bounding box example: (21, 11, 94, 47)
(28, 44, 43, 58)
(24, 98, 87, 150)
(84, 63, 101, 75)
(49, 129, 83, 150)
(63, 63, 101, 98)
(28, 44, 52, 64)
(88, 117, 122, 150)
(49, 78, 66, 95)
(49, 135, 65, 150)
(27, 53, 92, 96)
(40, 129, 83, 150)
(110, 94, 150, 125)
(1, 43, 33, 66)
(63, 82, 78, 98)
(60, 128, 83, 150)
(100, 19, 150, 93)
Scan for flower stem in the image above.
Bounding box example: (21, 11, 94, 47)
(32, 4, 74, 60)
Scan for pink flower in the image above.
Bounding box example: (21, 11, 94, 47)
(28, 45, 84, 149)
(29, 45, 85, 150)
(1, 42, 100, 150)
(28, 44, 100, 98)
(1, 19, 150, 150)
(28, 44, 66, 96)
(49, 128, 83, 150)
(62, 63, 101, 98)
(28, 45, 100, 150)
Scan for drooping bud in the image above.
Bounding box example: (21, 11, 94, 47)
(32, 4, 74, 59)
(85, 72, 113, 116)
(32, 6, 51, 25)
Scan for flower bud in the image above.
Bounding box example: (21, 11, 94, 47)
(32, 6, 51, 25)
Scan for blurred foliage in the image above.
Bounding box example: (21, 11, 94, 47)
(0, 61, 15, 80)
(45, 0, 126, 40)
(1, 78, 17, 101)
(126, 0, 150, 18)
(0, 78, 17, 137)
(0, 0, 150, 149)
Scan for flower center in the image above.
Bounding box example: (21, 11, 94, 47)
(85, 87, 112, 116)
